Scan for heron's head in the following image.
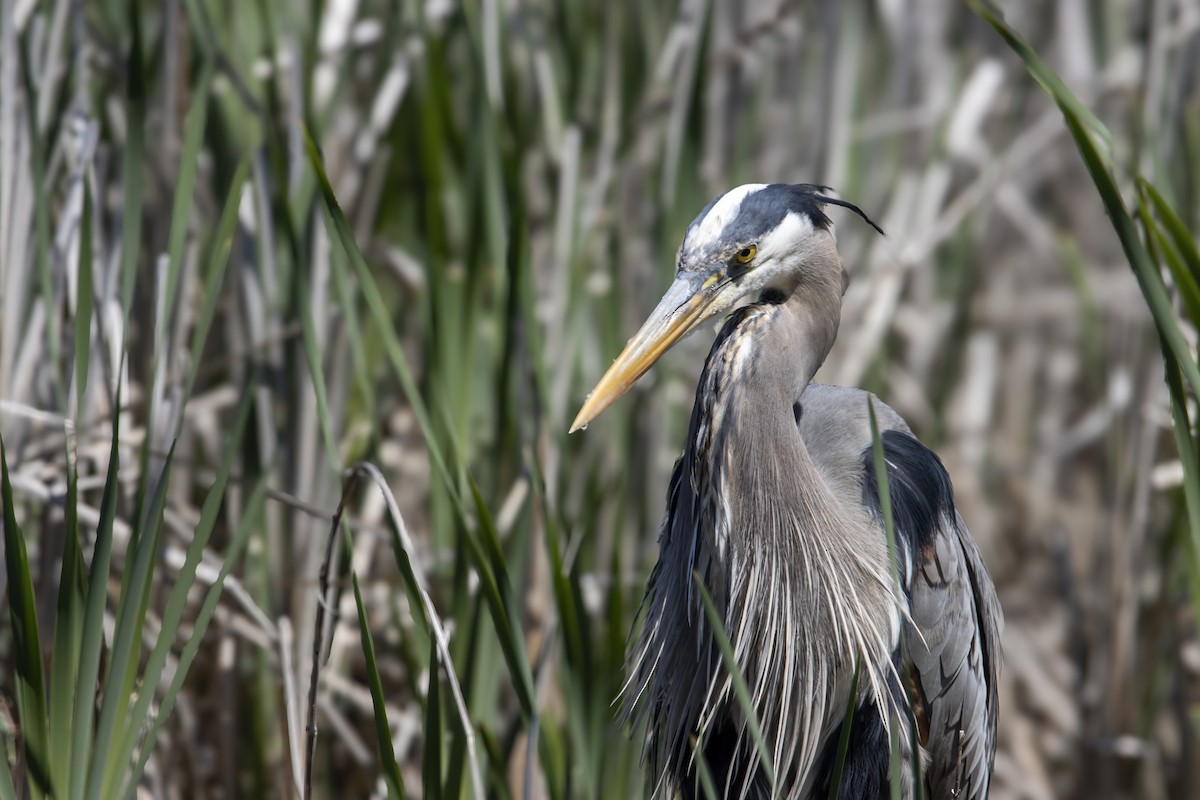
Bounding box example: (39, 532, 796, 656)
(570, 183, 881, 432)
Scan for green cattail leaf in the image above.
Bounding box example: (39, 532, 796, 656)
(1, 437, 51, 798)
(353, 572, 406, 799)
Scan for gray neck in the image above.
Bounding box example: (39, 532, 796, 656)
(680, 285, 898, 793)
(690, 277, 845, 532)
(706, 284, 866, 579)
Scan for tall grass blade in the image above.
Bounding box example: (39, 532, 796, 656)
(889, 725, 902, 800)
(1065, 112, 1200, 399)
(129, 475, 271, 788)
(161, 62, 213, 322)
(114, 0, 149, 542)
(352, 572, 406, 799)
(1162, 352, 1200, 623)
(69, 410, 122, 800)
(110, 383, 253, 790)
(972, 1, 1200, 402)
(302, 127, 456, 496)
(467, 479, 537, 716)
(182, 158, 250, 404)
(691, 573, 777, 795)
(0, 437, 51, 799)
(50, 172, 94, 792)
(89, 441, 177, 800)
(73, 188, 93, 421)
(867, 402, 898, 583)
(441, 588, 482, 800)
(1140, 205, 1200, 325)
(18, 36, 58, 406)
(826, 658, 862, 800)
(527, 459, 586, 674)
(128, 58, 213, 563)
(1139, 179, 1200, 285)
(968, 2, 1113, 156)
(351, 464, 486, 797)
(0, 742, 15, 800)
(423, 635, 443, 800)
(293, 237, 340, 473)
(868, 400, 922, 799)
(48, 438, 87, 796)
(116, 0, 145, 323)
(327, 241, 375, 430)
(693, 748, 719, 800)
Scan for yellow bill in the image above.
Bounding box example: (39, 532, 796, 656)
(570, 272, 726, 432)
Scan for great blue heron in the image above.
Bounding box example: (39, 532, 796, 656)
(570, 184, 1002, 799)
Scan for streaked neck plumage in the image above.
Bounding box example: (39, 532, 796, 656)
(627, 265, 900, 799)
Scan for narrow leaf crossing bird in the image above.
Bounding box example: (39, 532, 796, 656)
(571, 184, 1002, 799)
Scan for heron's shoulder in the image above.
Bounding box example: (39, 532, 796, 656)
(789, 386, 904, 504)
(795, 384, 912, 449)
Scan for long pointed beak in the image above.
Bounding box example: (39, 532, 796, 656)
(570, 273, 723, 432)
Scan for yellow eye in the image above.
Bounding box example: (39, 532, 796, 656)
(735, 245, 757, 265)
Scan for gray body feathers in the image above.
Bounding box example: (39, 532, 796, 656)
(622, 304, 1002, 799)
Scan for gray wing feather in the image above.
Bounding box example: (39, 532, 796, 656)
(905, 512, 1002, 799)
(861, 428, 1002, 799)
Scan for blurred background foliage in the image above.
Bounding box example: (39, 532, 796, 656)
(1, 0, 1199, 797)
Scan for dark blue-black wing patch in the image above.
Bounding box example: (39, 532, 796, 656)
(860, 429, 956, 559)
